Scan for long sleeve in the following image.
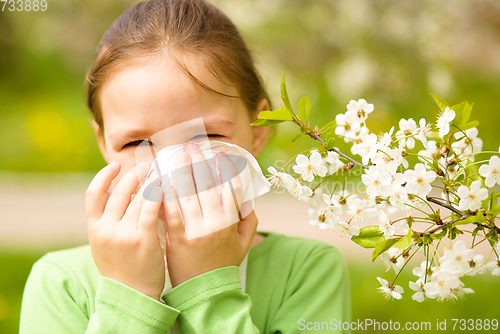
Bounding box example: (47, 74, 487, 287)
(163, 266, 260, 333)
(162, 241, 351, 334)
(19, 255, 180, 333)
(265, 245, 351, 334)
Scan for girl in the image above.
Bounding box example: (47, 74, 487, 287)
(19, 0, 351, 333)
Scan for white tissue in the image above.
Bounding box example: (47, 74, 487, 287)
(144, 140, 270, 294)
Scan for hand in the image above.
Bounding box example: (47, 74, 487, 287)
(86, 161, 165, 300)
(162, 142, 258, 287)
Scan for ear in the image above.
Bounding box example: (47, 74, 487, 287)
(250, 98, 271, 158)
(91, 119, 109, 163)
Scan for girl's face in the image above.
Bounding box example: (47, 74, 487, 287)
(93, 54, 270, 182)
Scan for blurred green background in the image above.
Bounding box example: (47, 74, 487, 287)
(1, 0, 500, 333)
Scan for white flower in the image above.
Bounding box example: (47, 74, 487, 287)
(396, 118, 417, 149)
(466, 254, 487, 276)
(362, 166, 392, 197)
(486, 261, 500, 276)
(412, 261, 435, 280)
(409, 279, 425, 302)
(334, 221, 360, 237)
(436, 107, 455, 137)
(346, 98, 374, 123)
(322, 193, 343, 215)
(452, 128, 483, 159)
(381, 247, 406, 273)
(423, 268, 462, 300)
(377, 277, 404, 300)
(387, 183, 408, 210)
(372, 146, 408, 170)
(378, 211, 395, 238)
(351, 133, 378, 165)
(416, 118, 432, 149)
(335, 113, 361, 142)
(292, 151, 327, 182)
(298, 186, 315, 205)
(267, 166, 288, 188)
(284, 177, 311, 199)
(457, 180, 488, 212)
(377, 126, 394, 148)
(309, 206, 338, 230)
(323, 151, 344, 175)
(308, 208, 320, 228)
(439, 240, 475, 274)
(346, 198, 378, 223)
(404, 163, 436, 197)
(418, 141, 441, 163)
(479, 155, 500, 188)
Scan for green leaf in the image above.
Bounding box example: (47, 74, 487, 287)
(298, 96, 311, 122)
(372, 238, 401, 262)
(465, 162, 481, 186)
(454, 215, 483, 225)
(430, 93, 450, 113)
(325, 136, 336, 149)
(320, 120, 336, 135)
(292, 133, 304, 142)
(452, 101, 472, 128)
(255, 110, 272, 118)
(461, 120, 479, 131)
(394, 230, 412, 249)
(280, 72, 294, 115)
(258, 108, 293, 121)
(250, 119, 284, 127)
(489, 191, 498, 211)
(431, 228, 447, 240)
(351, 225, 384, 248)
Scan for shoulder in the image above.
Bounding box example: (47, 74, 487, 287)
(251, 232, 345, 267)
(249, 232, 349, 286)
(29, 244, 99, 288)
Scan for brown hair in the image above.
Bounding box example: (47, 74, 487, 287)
(85, 0, 271, 134)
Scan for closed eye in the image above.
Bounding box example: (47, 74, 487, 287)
(123, 134, 223, 149)
(190, 134, 223, 140)
(123, 140, 154, 149)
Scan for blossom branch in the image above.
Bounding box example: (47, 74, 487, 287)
(426, 197, 465, 217)
(303, 130, 369, 169)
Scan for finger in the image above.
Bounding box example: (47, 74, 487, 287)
(238, 208, 258, 251)
(216, 153, 243, 219)
(124, 170, 161, 223)
(172, 151, 202, 222)
(103, 161, 150, 220)
(185, 142, 223, 217)
(162, 179, 186, 240)
(138, 185, 163, 239)
(86, 162, 121, 224)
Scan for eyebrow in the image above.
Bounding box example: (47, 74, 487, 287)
(108, 119, 235, 144)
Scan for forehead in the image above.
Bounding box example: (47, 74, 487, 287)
(99, 54, 242, 144)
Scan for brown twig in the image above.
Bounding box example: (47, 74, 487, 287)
(304, 130, 369, 170)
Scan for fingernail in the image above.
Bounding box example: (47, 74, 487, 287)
(186, 142, 199, 151)
(137, 161, 149, 168)
(108, 162, 119, 168)
(179, 153, 190, 163)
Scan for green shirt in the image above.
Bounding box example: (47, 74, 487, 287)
(20, 232, 351, 333)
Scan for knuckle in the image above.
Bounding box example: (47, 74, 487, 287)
(204, 186, 219, 196)
(109, 187, 127, 198)
(85, 187, 98, 201)
(181, 194, 198, 206)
